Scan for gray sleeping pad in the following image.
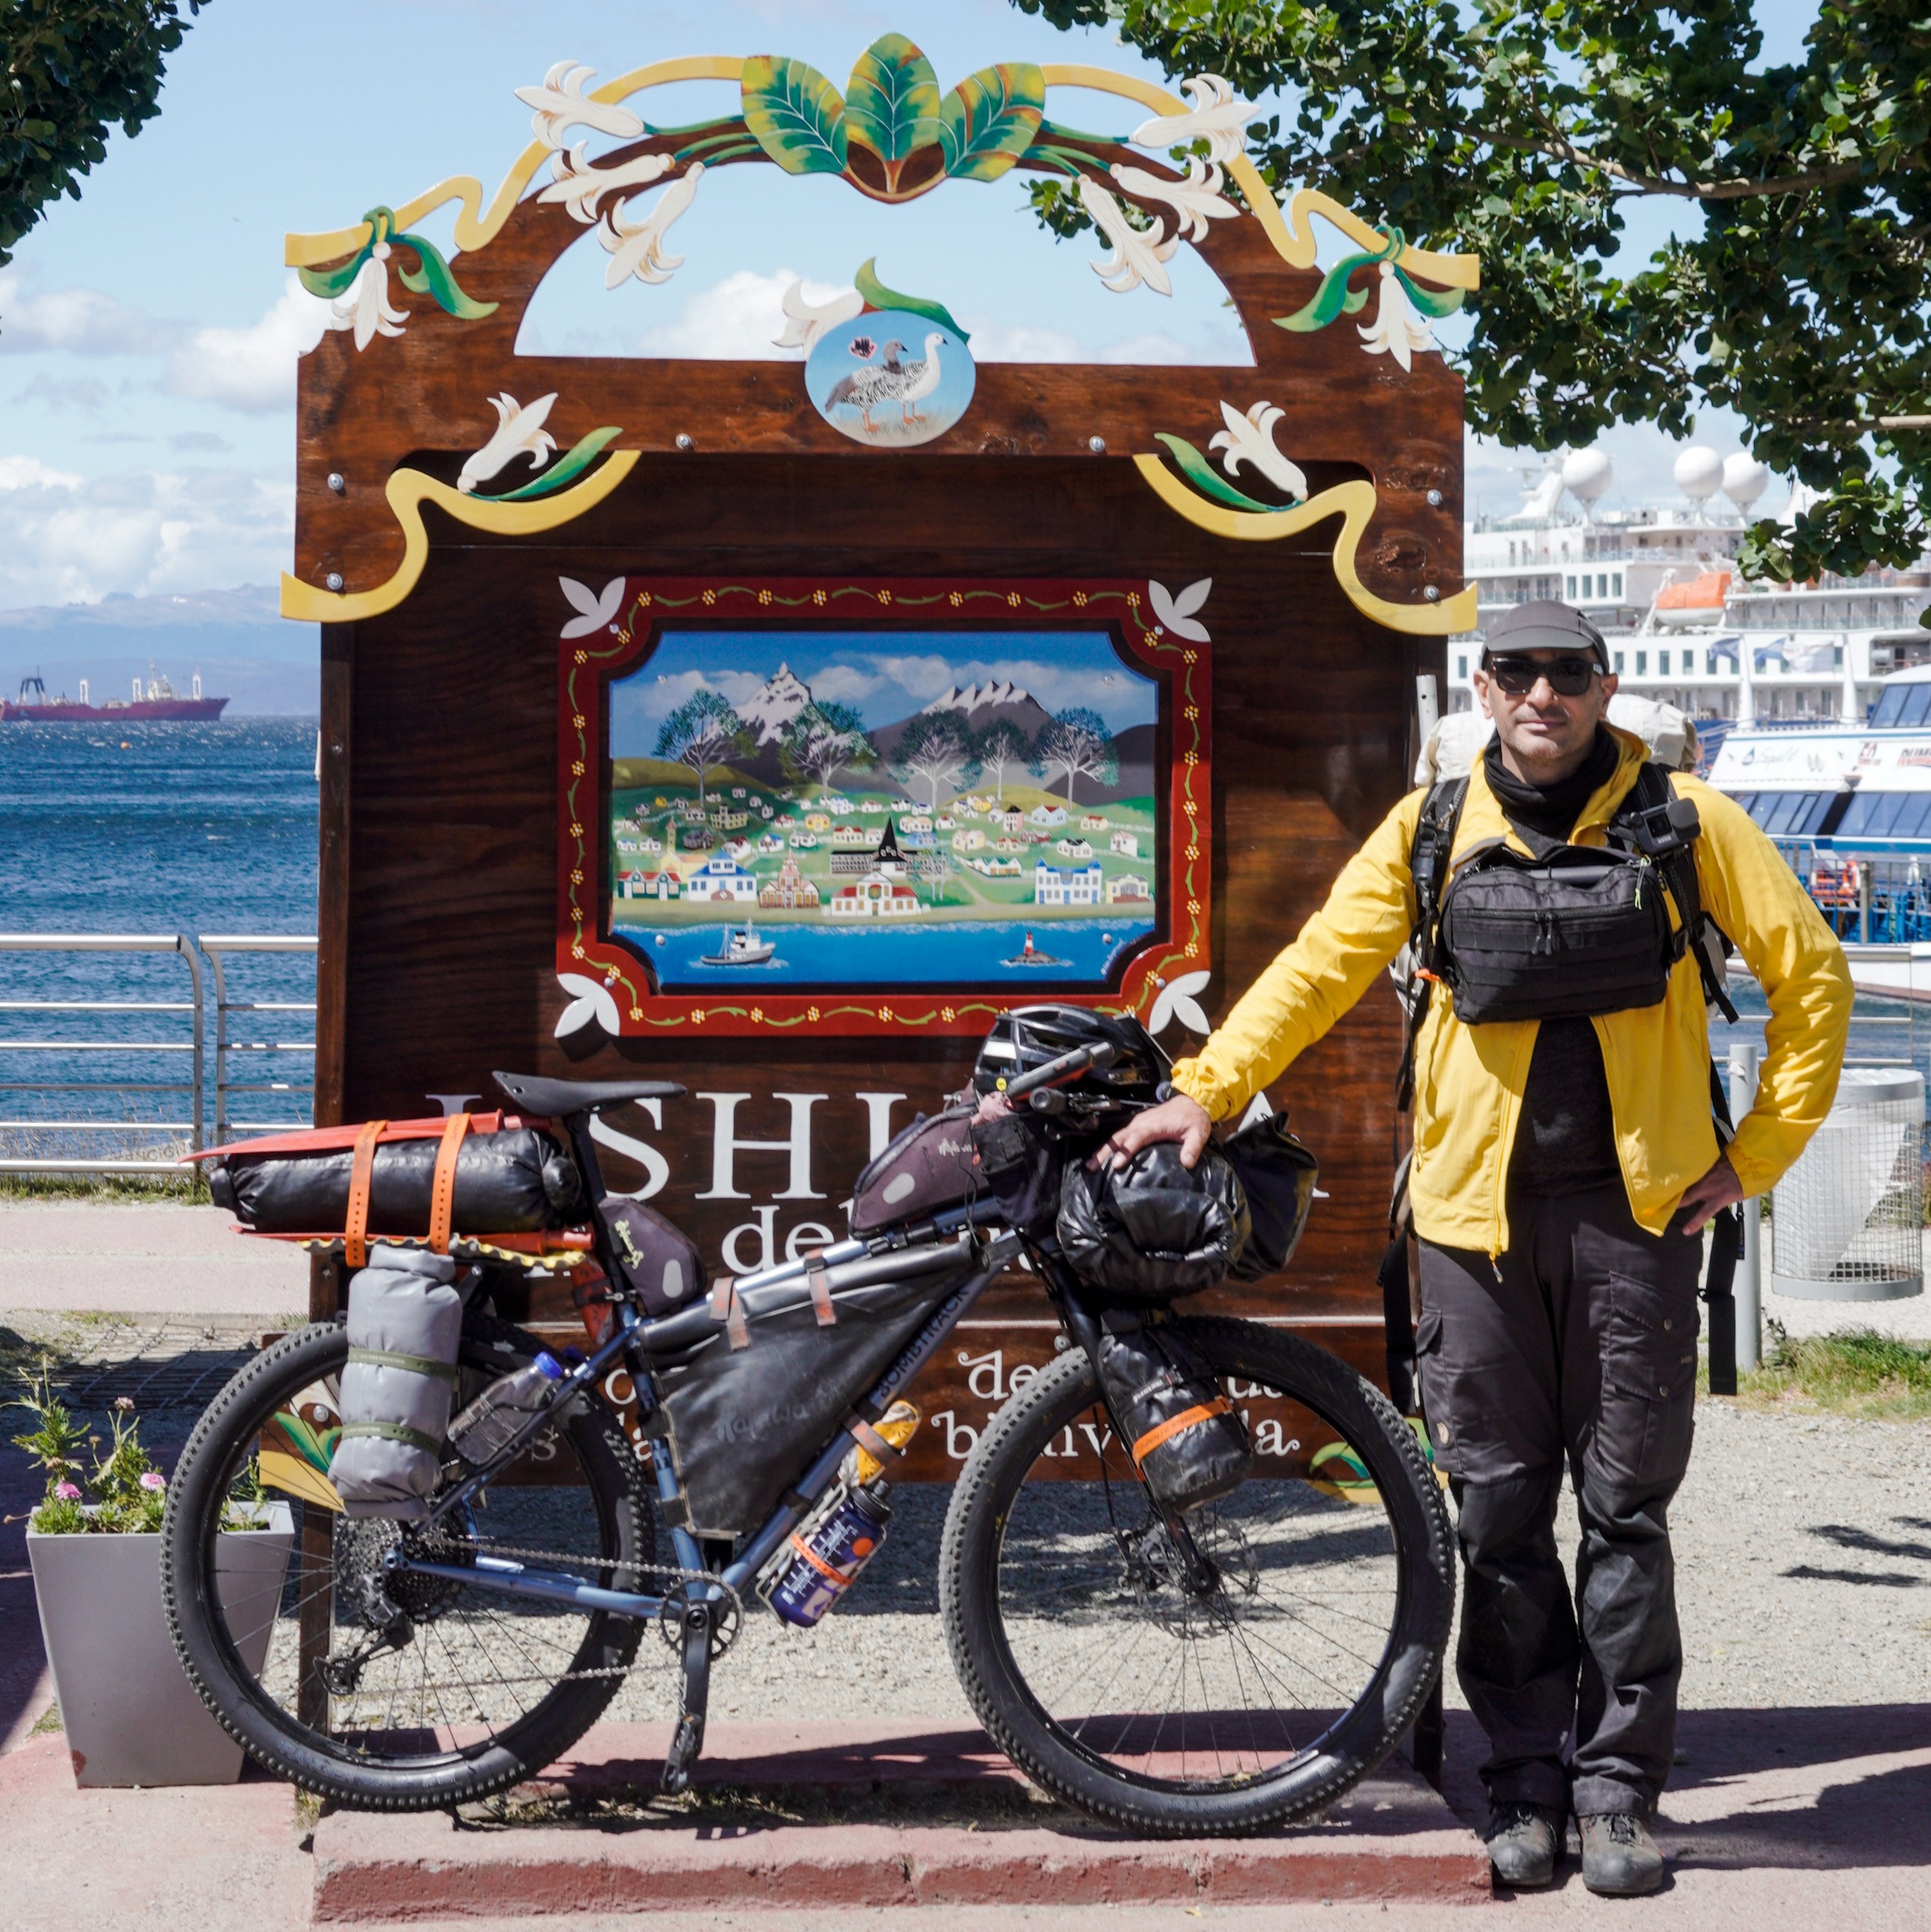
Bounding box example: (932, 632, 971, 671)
(328, 1245, 463, 1519)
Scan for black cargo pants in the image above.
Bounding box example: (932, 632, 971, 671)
(1416, 1182, 1702, 1818)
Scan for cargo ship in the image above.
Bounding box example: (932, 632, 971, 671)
(0, 669, 229, 722)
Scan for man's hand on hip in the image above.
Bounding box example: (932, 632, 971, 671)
(1090, 1092, 1213, 1172)
(1678, 1152, 1744, 1236)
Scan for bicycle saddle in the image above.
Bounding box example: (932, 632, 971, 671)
(493, 1071, 686, 1116)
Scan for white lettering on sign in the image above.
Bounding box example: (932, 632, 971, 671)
(696, 1092, 827, 1200)
(928, 1409, 982, 1460)
(784, 1220, 837, 1261)
(855, 1091, 909, 1160)
(954, 1347, 1041, 1402)
(590, 1101, 668, 1201)
(1253, 1419, 1301, 1457)
(722, 1205, 778, 1274)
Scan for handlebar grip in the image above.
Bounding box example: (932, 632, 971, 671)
(1003, 1040, 1118, 1099)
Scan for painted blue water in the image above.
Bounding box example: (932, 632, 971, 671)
(613, 915, 1157, 989)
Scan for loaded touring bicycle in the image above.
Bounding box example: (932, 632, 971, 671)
(160, 1006, 1454, 1836)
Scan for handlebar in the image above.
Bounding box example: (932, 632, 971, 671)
(1001, 1040, 1118, 1101)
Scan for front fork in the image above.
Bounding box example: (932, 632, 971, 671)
(1041, 1252, 1221, 1597)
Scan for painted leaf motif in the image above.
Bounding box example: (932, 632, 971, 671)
(938, 63, 1045, 182)
(845, 33, 942, 165)
(394, 230, 498, 321)
(488, 426, 623, 502)
(853, 258, 969, 341)
(740, 55, 848, 177)
(1154, 433, 1279, 514)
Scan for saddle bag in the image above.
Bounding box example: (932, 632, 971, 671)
(1223, 1111, 1320, 1281)
(1094, 1315, 1252, 1514)
(1057, 1140, 1249, 1305)
(848, 1106, 981, 1233)
(328, 1245, 463, 1519)
(203, 1115, 582, 1242)
(648, 1242, 971, 1536)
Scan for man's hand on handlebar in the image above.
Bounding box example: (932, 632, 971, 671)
(1089, 1091, 1213, 1172)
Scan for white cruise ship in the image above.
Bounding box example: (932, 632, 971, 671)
(1453, 445, 1930, 726)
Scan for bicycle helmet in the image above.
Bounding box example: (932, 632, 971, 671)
(971, 1004, 1169, 1107)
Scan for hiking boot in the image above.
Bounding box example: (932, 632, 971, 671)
(1580, 1810, 1665, 1896)
(1485, 1802, 1560, 1888)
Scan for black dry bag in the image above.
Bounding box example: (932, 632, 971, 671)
(1057, 1140, 1249, 1306)
(1222, 1111, 1320, 1281)
(1095, 1316, 1252, 1514)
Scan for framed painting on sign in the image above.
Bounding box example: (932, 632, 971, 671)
(556, 575, 1210, 1040)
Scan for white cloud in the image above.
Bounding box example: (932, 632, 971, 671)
(0, 272, 174, 356)
(164, 276, 332, 413)
(0, 462, 291, 607)
(964, 318, 1248, 366)
(634, 267, 844, 361)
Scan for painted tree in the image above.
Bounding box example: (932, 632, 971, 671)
(778, 701, 877, 794)
(654, 688, 751, 806)
(1033, 708, 1118, 805)
(1015, 1, 1931, 603)
(2, 2, 207, 277)
(974, 717, 1033, 803)
(892, 712, 982, 813)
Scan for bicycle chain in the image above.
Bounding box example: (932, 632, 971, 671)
(434, 1536, 746, 1681)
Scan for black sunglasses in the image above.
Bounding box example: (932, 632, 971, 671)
(1485, 654, 1599, 697)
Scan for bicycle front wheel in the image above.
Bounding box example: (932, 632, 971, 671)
(161, 1315, 654, 1810)
(938, 1315, 1454, 1836)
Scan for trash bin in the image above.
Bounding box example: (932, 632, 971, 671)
(1770, 1066, 1925, 1300)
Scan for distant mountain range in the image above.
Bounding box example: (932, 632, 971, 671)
(0, 585, 319, 715)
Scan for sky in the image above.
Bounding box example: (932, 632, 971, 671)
(0, 0, 1825, 613)
(610, 628, 1158, 755)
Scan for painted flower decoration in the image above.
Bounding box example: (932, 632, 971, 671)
(1147, 579, 1212, 644)
(515, 61, 645, 148)
(1357, 260, 1439, 373)
(600, 163, 705, 289)
(774, 279, 865, 354)
(459, 392, 558, 495)
(1131, 74, 1255, 165)
(1079, 178, 1177, 297)
(1209, 400, 1309, 503)
(555, 971, 621, 1040)
(1108, 157, 1237, 244)
(1147, 968, 1212, 1037)
(328, 245, 409, 351)
(559, 576, 627, 640)
(539, 146, 673, 225)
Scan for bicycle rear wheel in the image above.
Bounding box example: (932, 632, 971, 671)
(938, 1315, 1454, 1836)
(161, 1315, 654, 1809)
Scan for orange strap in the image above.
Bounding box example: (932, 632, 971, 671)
(1132, 1397, 1234, 1468)
(804, 1249, 835, 1328)
(426, 1112, 470, 1254)
(785, 1530, 849, 1586)
(343, 1119, 388, 1269)
(845, 1415, 903, 1466)
(709, 1276, 750, 1350)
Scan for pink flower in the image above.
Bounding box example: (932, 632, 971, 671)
(54, 1483, 81, 1501)
(139, 1472, 166, 1491)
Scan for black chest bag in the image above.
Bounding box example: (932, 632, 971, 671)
(1378, 761, 1747, 1408)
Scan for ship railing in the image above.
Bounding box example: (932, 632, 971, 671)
(0, 934, 205, 1177)
(201, 935, 318, 1143)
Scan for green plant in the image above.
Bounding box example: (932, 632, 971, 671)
(1702, 1316, 1931, 1420)
(10, 1373, 171, 1532)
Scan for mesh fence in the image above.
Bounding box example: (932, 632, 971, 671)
(1771, 1069, 1925, 1291)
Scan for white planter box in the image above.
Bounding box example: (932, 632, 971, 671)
(25, 1502, 294, 1787)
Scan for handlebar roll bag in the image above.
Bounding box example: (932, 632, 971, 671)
(328, 1244, 463, 1519)
(1057, 1141, 1250, 1304)
(1095, 1315, 1252, 1513)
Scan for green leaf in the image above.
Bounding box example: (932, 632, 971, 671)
(854, 258, 969, 341)
(297, 247, 370, 301)
(844, 33, 943, 165)
(1273, 251, 1378, 332)
(394, 231, 498, 320)
(740, 54, 848, 176)
(1393, 265, 1465, 319)
(1154, 433, 1282, 514)
(938, 62, 1046, 182)
(485, 426, 623, 502)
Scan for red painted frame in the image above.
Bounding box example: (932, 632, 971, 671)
(557, 575, 1210, 1040)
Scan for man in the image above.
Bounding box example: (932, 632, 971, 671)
(1103, 602, 1850, 1895)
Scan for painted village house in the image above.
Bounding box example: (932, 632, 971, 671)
(692, 856, 758, 903)
(759, 856, 820, 910)
(1035, 860, 1105, 907)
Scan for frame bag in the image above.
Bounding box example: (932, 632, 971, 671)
(328, 1245, 463, 1519)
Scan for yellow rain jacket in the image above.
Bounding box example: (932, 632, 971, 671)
(1171, 727, 1852, 1256)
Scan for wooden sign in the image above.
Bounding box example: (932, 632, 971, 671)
(290, 31, 1475, 1467)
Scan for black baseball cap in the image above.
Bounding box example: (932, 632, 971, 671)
(1481, 600, 1610, 671)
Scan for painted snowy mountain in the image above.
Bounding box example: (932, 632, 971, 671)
(733, 663, 814, 746)
(920, 679, 1032, 718)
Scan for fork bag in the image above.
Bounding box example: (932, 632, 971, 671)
(328, 1245, 463, 1519)
(1094, 1314, 1252, 1514)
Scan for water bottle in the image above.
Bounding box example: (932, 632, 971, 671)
(446, 1353, 563, 1466)
(764, 1483, 892, 1628)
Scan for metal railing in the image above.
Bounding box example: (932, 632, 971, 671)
(0, 933, 315, 1176)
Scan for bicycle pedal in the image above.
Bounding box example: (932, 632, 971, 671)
(661, 1713, 704, 1794)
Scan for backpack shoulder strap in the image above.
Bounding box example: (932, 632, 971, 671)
(1396, 778, 1468, 1111)
(1617, 761, 1742, 1022)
